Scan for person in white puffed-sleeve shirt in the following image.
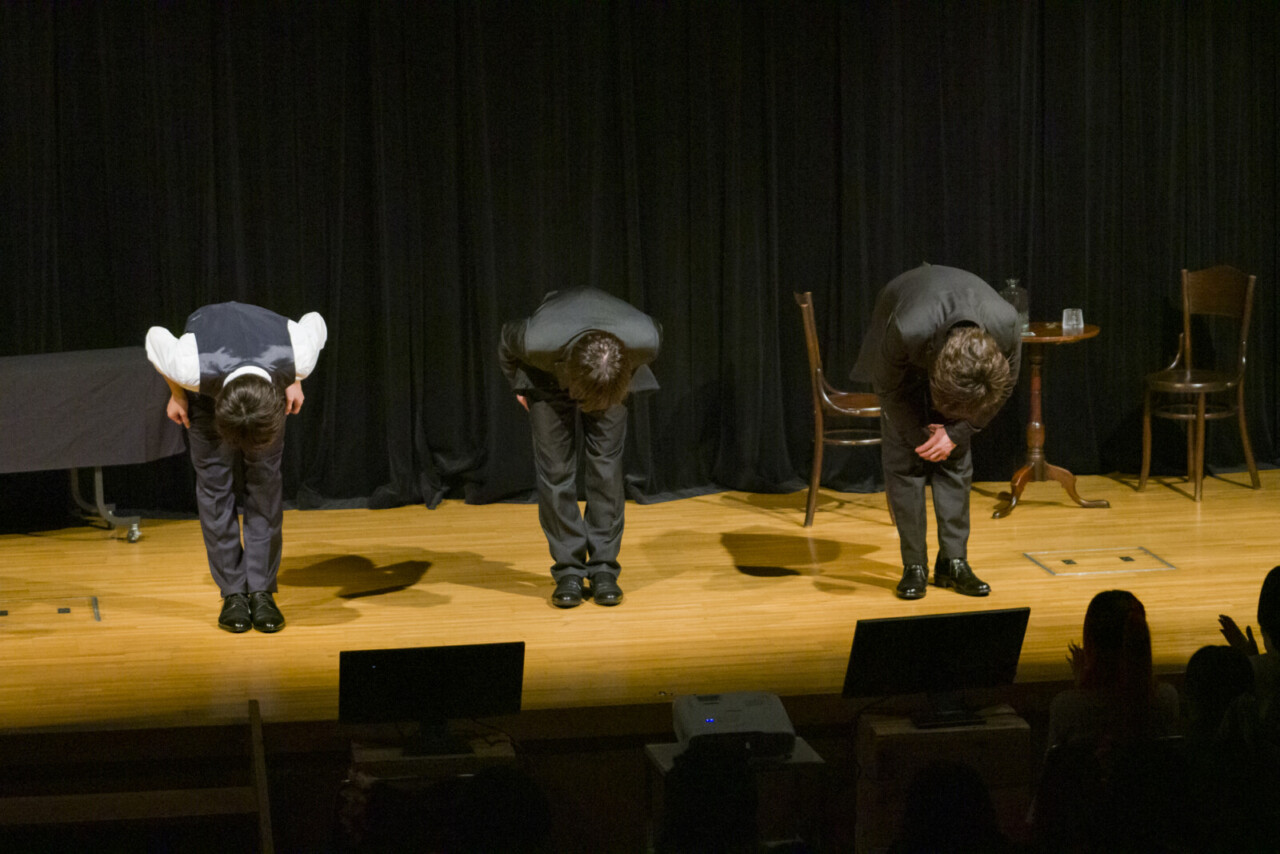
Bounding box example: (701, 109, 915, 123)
(145, 302, 326, 634)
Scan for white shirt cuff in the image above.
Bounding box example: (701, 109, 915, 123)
(289, 312, 328, 380)
(144, 326, 201, 391)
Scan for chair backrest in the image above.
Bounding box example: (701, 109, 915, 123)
(1181, 266, 1255, 376)
(794, 291, 826, 403)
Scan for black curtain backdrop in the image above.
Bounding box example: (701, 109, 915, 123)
(1, 1, 1275, 521)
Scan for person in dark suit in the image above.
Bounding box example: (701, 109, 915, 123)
(853, 264, 1020, 599)
(499, 288, 661, 608)
(147, 302, 327, 632)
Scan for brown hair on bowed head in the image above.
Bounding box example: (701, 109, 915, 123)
(565, 331, 631, 412)
(214, 375, 287, 452)
(930, 326, 1013, 424)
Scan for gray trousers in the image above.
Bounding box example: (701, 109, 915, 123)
(187, 393, 285, 596)
(528, 393, 627, 581)
(881, 417, 973, 568)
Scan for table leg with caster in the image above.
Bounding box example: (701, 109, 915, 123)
(993, 465, 1034, 519)
(70, 467, 143, 541)
(1045, 463, 1110, 510)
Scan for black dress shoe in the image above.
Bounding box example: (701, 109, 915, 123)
(218, 593, 252, 633)
(896, 565, 928, 600)
(552, 576, 584, 608)
(248, 591, 286, 632)
(934, 557, 990, 597)
(590, 574, 623, 606)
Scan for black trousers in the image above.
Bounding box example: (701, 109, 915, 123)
(527, 393, 627, 581)
(187, 393, 285, 596)
(881, 417, 973, 568)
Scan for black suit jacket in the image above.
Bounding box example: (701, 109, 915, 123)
(499, 288, 661, 395)
(852, 264, 1020, 445)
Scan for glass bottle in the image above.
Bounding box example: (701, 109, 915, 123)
(1000, 278, 1029, 333)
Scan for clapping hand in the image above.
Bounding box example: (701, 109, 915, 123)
(1067, 640, 1084, 683)
(1218, 614, 1259, 656)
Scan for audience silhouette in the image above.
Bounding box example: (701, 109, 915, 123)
(1219, 564, 1280, 734)
(447, 764, 553, 854)
(1046, 589, 1179, 748)
(337, 763, 552, 853)
(1032, 590, 1190, 852)
(888, 759, 1018, 854)
(653, 740, 762, 854)
(1180, 643, 1280, 852)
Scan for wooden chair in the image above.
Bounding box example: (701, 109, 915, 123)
(1140, 265, 1260, 501)
(794, 292, 889, 526)
(0, 699, 274, 852)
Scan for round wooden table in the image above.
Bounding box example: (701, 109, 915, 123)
(992, 321, 1111, 518)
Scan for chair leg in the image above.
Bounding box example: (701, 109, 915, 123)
(1194, 395, 1206, 502)
(1236, 384, 1261, 489)
(1139, 389, 1152, 491)
(804, 439, 823, 527)
(1185, 420, 1195, 494)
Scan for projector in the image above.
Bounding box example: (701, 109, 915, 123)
(672, 691, 795, 762)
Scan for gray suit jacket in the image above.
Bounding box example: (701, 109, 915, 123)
(852, 264, 1020, 445)
(499, 288, 661, 396)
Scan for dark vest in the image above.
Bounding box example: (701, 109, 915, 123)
(184, 302, 296, 397)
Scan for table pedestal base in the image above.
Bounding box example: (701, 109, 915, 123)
(992, 460, 1110, 519)
(993, 322, 1112, 520)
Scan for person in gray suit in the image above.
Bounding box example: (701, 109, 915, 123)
(853, 264, 1020, 599)
(147, 302, 327, 632)
(499, 288, 661, 608)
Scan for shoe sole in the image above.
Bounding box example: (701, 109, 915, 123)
(896, 590, 925, 600)
(218, 622, 252, 633)
(551, 597, 582, 608)
(593, 595, 623, 606)
(252, 622, 286, 633)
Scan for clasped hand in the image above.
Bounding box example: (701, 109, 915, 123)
(915, 424, 955, 461)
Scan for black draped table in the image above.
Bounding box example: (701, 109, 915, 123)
(0, 347, 186, 540)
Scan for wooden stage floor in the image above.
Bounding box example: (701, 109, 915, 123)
(1, 470, 1275, 733)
